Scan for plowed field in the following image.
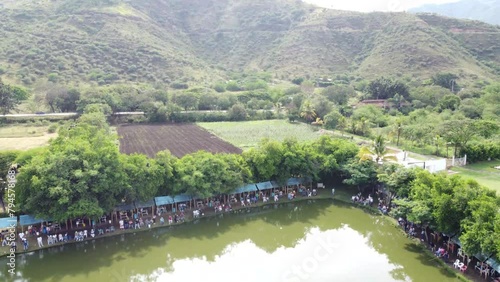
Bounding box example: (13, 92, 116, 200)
(117, 124, 242, 158)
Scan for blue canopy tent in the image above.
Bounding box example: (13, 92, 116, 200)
(255, 181, 279, 191)
(174, 194, 194, 212)
(174, 194, 192, 203)
(135, 199, 155, 209)
(19, 215, 49, 226)
(232, 184, 258, 194)
(0, 217, 16, 230)
(486, 257, 500, 273)
(115, 202, 135, 212)
(288, 177, 313, 185)
(286, 178, 302, 186)
(155, 196, 174, 206)
(135, 199, 155, 216)
(155, 196, 175, 214)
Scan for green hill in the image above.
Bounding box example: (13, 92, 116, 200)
(0, 0, 498, 86)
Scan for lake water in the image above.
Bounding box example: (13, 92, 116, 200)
(0, 200, 460, 282)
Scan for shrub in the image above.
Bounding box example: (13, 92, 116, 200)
(171, 82, 189, 89)
(461, 142, 500, 163)
(228, 104, 247, 121)
(47, 124, 58, 133)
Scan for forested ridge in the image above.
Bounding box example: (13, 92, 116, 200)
(0, 0, 499, 86)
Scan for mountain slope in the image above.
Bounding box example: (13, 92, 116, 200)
(410, 0, 500, 26)
(0, 0, 498, 87)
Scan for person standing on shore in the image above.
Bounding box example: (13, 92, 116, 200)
(37, 236, 43, 247)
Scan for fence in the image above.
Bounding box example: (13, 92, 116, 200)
(446, 155, 467, 168)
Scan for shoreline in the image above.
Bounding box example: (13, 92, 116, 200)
(0, 189, 471, 281)
(1, 190, 338, 258)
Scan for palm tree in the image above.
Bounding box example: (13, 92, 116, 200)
(358, 135, 397, 164)
(300, 100, 316, 122)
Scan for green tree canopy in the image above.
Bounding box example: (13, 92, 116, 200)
(16, 112, 126, 222)
(0, 79, 30, 114)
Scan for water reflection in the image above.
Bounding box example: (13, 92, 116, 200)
(136, 227, 405, 282)
(0, 200, 459, 282)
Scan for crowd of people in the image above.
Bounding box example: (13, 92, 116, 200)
(2, 186, 316, 254)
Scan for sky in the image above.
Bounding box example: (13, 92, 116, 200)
(302, 0, 460, 12)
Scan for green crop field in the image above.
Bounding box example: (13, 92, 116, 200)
(197, 120, 325, 150)
(451, 160, 500, 194)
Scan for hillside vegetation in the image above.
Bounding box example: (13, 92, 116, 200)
(0, 0, 499, 87)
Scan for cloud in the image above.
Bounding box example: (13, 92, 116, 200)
(132, 227, 403, 282)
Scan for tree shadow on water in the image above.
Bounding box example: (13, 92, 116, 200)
(403, 243, 457, 278)
(0, 199, 336, 282)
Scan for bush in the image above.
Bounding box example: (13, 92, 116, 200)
(0, 150, 20, 178)
(213, 83, 226, 93)
(47, 124, 58, 133)
(461, 142, 500, 163)
(228, 104, 247, 121)
(171, 82, 189, 89)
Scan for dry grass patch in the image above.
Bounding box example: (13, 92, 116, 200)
(0, 133, 56, 150)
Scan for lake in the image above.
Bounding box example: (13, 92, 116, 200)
(0, 199, 460, 282)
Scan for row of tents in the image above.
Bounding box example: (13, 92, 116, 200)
(117, 177, 312, 212)
(0, 177, 312, 230)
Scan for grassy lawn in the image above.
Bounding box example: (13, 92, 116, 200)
(197, 120, 324, 150)
(0, 125, 51, 137)
(0, 124, 56, 150)
(451, 160, 500, 194)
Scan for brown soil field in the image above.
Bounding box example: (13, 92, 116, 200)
(117, 124, 242, 158)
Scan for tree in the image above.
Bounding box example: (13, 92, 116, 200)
(312, 96, 332, 118)
(378, 164, 416, 200)
(438, 94, 461, 111)
(460, 195, 500, 257)
(474, 120, 500, 139)
(213, 83, 226, 93)
(299, 100, 316, 122)
(323, 110, 343, 130)
(342, 159, 378, 191)
(459, 98, 482, 119)
(228, 103, 247, 121)
(174, 151, 250, 198)
(367, 77, 409, 100)
(309, 136, 358, 179)
(244, 139, 284, 182)
(0, 79, 29, 114)
(16, 112, 126, 222)
(409, 86, 452, 106)
(321, 85, 354, 105)
(351, 105, 388, 127)
(358, 135, 397, 164)
(432, 73, 459, 92)
(439, 119, 479, 157)
(291, 77, 304, 85)
(155, 150, 177, 196)
(174, 92, 199, 111)
(120, 154, 163, 203)
(198, 93, 219, 110)
(391, 118, 404, 146)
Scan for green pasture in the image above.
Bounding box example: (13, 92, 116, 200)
(197, 120, 324, 150)
(452, 160, 500, 194)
